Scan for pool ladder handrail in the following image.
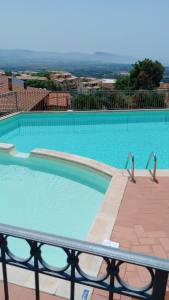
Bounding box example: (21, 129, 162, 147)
(125, 152, 136, 183)
(146, 152, 158, 182)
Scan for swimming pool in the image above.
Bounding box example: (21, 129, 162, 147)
(1, 110, 169, 169)
(0, 151, 110, 264)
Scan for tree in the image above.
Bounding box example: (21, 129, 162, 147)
(32, 71, 50, 80)
(5, 71, 12, 76)
(115, 75, 131, 90)
(26, 79, 63, 91)
(130, 59, 164, 90)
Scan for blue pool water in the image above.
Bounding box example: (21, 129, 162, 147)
(1, 111, 169, 168)
(0, 153, 110, 264)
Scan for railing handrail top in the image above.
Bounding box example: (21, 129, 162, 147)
(0, 223, 169, 272)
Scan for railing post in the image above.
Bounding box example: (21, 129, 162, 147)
(0, 234, 9, 300)
(151, 269, 168, 299)
(32, 241, 40, 300)
(109, 259, 116, 300)
(70, 250, 76, 300)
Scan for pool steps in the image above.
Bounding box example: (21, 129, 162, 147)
(125, 151, 158, 182)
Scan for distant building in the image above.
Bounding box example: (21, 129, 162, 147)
(81, 80, 99, 87)
(80, 77, 97, 82)
(77, 77, 117, 91)
(50, 71, 78, 89)
(99, 79, 117, 90)
(50, 71, 72, 80)
(16, 75, 47, 81)
(159, 82, 169, 90)
(78, 77, 100, 92)
(119, 71, 130, 76)
(62, 76, 78, 89)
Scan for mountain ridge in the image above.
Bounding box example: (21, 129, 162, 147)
(0, 49, 135, 64)
(0, 49, 168, 71)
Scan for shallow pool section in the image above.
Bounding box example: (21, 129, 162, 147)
(1, 110, 169, 168)
(0, 152, 110, 241)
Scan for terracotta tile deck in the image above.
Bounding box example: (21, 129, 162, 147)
(0, 281, 65, 300)
(92, 177, 169, 300)
(0, 177, 169, 300)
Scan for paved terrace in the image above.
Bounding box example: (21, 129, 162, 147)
(0, 177, 169, 300)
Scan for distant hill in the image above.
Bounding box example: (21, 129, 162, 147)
(0, 49, 135, 70)
(0, 49, 168, 78)
(92, 52, 135, 63)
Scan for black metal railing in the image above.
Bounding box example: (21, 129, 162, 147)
(0, 89, 169, 114)
(0, 223, 168, 300)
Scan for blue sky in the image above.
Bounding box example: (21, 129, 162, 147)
(0, 0, 168, 62)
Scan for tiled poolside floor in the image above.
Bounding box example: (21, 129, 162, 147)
(0, 177, 169, 300)
(92, 177, 169, 300)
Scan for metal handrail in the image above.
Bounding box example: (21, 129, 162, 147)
(146, 152, 157, 182)
(0, 222, 169, 300)
(125, 152, 135, 182)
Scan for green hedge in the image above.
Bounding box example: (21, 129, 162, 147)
(71, 91, 167, 110)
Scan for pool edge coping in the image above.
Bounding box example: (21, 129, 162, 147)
(3, 107, 169, 120)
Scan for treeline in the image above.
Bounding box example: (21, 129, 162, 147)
(26, 79, 63, 91)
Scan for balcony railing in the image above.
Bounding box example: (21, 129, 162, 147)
(0, 223, 169, 300)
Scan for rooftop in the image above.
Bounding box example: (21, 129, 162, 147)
(16, 75, 47, 81)
(159, 82, 169, 89)
(48, 92, 71, 107)
(100, 79, 117, 84)
(0, 75, 49, 112)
